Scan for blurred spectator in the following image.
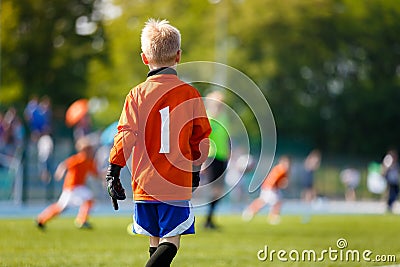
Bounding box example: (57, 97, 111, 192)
(0, 111, 4, 147)
(24, 96, 39, 130)
(73, 114, 92, 141)
(25, 96, 52, 140)
(24, 96, 55, 199)
(37, 134, 54, 183)
(367, 162, 387, 195)
(301, 149, 321, 202)
(1, 107, 25, 157)
(225, 151, 255, 204)
(38, 96, 52, 134)
(340, 168, 360, 201)
(381, 150, 399, 213)
(0, 111, 5, 168)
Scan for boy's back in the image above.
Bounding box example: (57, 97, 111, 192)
(110, 70, 210, 201)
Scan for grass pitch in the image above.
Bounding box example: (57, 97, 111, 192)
(0, 214, 399, 266)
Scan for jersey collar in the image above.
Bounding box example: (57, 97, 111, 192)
(147, 67, 177, 77)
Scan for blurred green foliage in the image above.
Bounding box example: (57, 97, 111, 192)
(1, 0, 400, 156)
(1, 0, 109, 107)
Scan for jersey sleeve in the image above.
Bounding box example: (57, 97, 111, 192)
(109, 91, 138, 167)
(64, 154, 78, 169)
(190, 95, 212, 166)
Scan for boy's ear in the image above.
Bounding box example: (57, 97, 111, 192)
(175, 49, 181, 63)
(141, 53, 149, 65)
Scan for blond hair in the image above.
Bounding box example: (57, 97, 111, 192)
(141, 18, 181, 66)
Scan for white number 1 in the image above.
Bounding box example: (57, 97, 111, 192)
(159, 106, 170, 153)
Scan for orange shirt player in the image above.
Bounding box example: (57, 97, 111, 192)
(105, 19, 211, 267)
(242, 156, 290, 224)
(36, 137, 99, 229)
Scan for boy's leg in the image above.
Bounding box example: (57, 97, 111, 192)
(37, 203, 63, 225)
(242, 197, 266, 221)
(268, 201, 282, 225)
(72, 186, 95, 227)
(146, 236, 180, 267)
(387, 185, 399, 211)
(149, 236, 160, 257)
(205, 198, 218, 227)
(248, 198, 266, 214)
(76, 199, 94, 226)
(136, 202, 193, 266)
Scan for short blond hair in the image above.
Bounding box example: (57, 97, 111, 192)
(141, 18, 181, 66)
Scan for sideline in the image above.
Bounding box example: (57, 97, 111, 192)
(0, 199, 396, 219)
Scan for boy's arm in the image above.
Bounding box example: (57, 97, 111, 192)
(54, 161, 67, 181)
(270, 167, 288, 189)
(190, 97, 212, 166)
(109, 93, 138, 167)
(107, 92, 138, 210)
(190, 96, 212, 191)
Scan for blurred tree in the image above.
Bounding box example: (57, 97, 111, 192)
(0, 0, 109, 107)
(229, 0, 400, 156)
(2, 0, 399, 156)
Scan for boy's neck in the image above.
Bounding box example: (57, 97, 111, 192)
(148, 63, 177, 71)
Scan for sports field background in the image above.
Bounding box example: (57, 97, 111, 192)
(2, 1, 400, 266)
(1, 213, 399, 267)
(1, 147, 399, 266)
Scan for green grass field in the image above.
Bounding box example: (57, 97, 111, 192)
(1, 215, 399, 267)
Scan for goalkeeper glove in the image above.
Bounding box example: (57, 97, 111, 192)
(192, 165, 201, 192)
(106, 163, 126, 210)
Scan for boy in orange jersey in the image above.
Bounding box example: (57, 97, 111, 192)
(36, 137, 99, 229)
(106, 19, 211, 267)
(242, 156, 290, 224)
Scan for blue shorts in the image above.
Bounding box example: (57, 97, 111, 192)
(132, 201, 195, 238)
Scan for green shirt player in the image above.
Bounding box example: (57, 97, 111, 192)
(204, 91, 231, 229)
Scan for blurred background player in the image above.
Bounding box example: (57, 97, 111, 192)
(381, 149, 399, 213)
(242, 155, 290, 225)
(340, 168, 360, 201)
(301, 149, 321, 202)
(36, 137, 100, 229)
(106, 19, 211, 267)
(203, 91, 231, 229)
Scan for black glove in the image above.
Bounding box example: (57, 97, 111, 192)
(106, 163, 126, 210)
(192, 171, 200, 192)
(192, 165, 201, 192)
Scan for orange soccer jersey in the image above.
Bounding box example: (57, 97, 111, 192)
(109, 70, 211, 201)
(261, 163, 289, 190)
(62, 151, 98, 190)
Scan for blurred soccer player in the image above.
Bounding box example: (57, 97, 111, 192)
(106, 19, 211, 267)
(203, 91, 230, 229)
(382, 149, 399, 213)
(242, 156, 290, 224)
(301, 149, 321, 202)
(36, 137, 99, 229)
